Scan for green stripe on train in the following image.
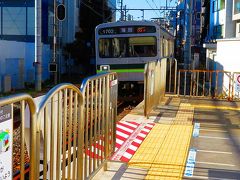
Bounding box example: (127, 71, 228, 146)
(97, 69, 144, 73)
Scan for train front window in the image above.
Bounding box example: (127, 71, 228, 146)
(99, 37, 157, 58)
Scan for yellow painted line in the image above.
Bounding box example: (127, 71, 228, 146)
(192, 105, 240, 111)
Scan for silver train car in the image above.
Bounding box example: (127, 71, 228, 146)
(95, 21, 174, 90)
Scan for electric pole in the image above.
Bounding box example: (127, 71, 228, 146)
(120, 0, 124, 21)
(53, 0, 58, 84)
(35, 0, 42, 91)
(184, 0, 192, 70)
(141, 10, 144, 20)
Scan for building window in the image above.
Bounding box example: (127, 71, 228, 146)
(27, 7, 35, 35)
(220, 0, 225, 10)
(213, 25, 223, 39)
(2, 7, 26, 35)
(213, 0, 225, 12)
(213, 0, 217, 12)
(234, 0, 240, 14)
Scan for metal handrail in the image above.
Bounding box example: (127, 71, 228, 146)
(34, 83, 84, 180)
(0, 94, 36, 180)
(144, 58, 167, 118)
(177, 69, 233, 100)
(80, 72, 118, 178)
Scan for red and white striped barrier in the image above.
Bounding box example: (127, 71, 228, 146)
(86, 121, 155, 162)
(112, 121, 155, 162)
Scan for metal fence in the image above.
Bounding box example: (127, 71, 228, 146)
(232, 72, 240, 100)
(80, 72, 118, 178)
(177, 70, 233, 100)
(0, 72, 118, 180)
(34, 83, 84, 180)
(165, 57, 178, 94)
(0, 94, 36, 180)
(144, 58, 167, 117)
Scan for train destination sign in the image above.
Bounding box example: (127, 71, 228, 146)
(98, 26, 156, 35)
(0, 105, 12, 180)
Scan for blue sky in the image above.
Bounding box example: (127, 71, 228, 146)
(116, 0, 177, 20)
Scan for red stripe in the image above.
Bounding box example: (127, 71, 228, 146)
(116, 134, 127, 141)
(115, 143, 121, 148)
(117, 122, 136, 130)
(140, 130, 148, 135)
(116, 128, 132, 136)
(144, 126, 152, 130)
(136, 136, 144, 141)
(120, 156, 130, 162)
(126, 148, 135, 155)
(126, 121, 139, 126)
(131, 141, 141, 147)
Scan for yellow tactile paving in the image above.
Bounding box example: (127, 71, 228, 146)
(129, 103, 194, 180)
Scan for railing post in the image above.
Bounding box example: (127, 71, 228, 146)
(174, 59, 177, 94)
(178, 71, 180, 96)
(104, 75, 110, 171)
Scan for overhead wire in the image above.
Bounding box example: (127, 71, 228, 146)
(151, 0, 162, 17)
(145, 0, 161, 18)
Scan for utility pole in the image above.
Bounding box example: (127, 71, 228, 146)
(120, 0, 124, 21)
(35, 0, 42, 91)
(53, 0, 58, 84)
(184, 0, 192, 70)
(124, 5, 127, 21)
(141, 10, 145, 20)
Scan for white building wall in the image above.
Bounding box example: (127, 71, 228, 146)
(216, 38, 240, 72)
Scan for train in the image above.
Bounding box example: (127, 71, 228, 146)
(95, 21, 175, 96)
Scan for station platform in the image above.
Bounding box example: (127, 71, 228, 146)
(93, 97, 240, 179)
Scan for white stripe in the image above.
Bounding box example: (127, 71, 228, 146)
(197, 149, 232, 154)
(199, 135, 229, 140)
(200, 123, 226, 126)
(196, 161, 235, 167)
(129, 145, 138, 151)
(116, 131, 129, 138)
(187, 175, 235, 180)
(138, 133, 147, 138)
(134, 139, 142, 144)
(200, 128, 227, 133)
(122, 121, 138, 128)
(142, 128, 150, 133)
(122, 151, 133, 159)
(146, 124, 154, 128)
(115, 147, 118, 151)
(117, 124, 134, 133)
(116, 138, 124, 145)
(184, 175, 208, 179)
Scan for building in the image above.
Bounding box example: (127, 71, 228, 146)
(204, 0, 240, 72)
(0, 0, 80, 92)
(175, 0, 201, 68)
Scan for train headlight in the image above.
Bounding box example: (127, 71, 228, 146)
(100, 65, 110, 72)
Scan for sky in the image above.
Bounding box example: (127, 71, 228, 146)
(115, 0, 177, 21)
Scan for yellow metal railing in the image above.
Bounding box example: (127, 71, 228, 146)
(177, 69, 233, 100)
(144, 58, 167, 117)
(0, 72, 118, 180)
(80, 72, 118, 178)
(0, 94, 36, 180)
